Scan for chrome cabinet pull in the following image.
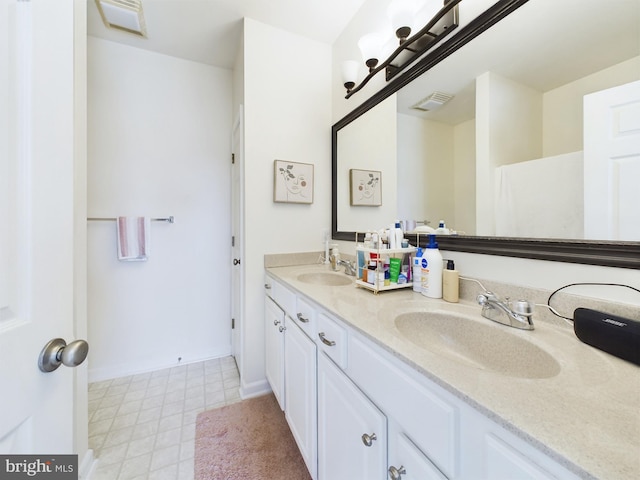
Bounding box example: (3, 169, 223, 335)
(279, 326, 286, 333)
(273, 319, 280, 326)
(296, 313, 309, 323)
(318, 332, 336, 346)
(361, 432, 377, 447)
(388, 465, 406, 480)
(264, 283, 271, 289)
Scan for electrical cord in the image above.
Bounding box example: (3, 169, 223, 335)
(547, 282, 640, 322)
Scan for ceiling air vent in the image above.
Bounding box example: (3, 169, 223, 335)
(411, 91, 454, 112)
(96, 0, 147, 38)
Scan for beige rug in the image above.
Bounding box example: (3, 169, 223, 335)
(194, 394, 312, 480)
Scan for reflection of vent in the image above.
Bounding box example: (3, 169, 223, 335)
(411, 91, 454, 111)
(96, 0, 147, 38)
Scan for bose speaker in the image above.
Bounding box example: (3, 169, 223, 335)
(573, 308, 640, 366)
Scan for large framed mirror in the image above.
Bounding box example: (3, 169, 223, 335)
(332, 0, 640, 269)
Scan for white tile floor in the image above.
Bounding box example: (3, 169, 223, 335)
(88, 356, 241, 480)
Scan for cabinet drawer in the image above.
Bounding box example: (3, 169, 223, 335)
(317, 313, 348, 369)
(294, 296, 316, 339)
(270, 278, 296, 318)
(349, 335, 458, 478)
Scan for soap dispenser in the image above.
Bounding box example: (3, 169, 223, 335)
(443, 259, 459, 303)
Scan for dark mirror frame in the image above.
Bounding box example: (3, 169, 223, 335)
(332, 0, 640, 269)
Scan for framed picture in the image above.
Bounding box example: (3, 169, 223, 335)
(350, 169, 382, 206)
(273, 160, 314, 204)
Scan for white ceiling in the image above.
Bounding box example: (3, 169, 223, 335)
(397, 0, 640, 124)
(87, 0, 367, 69)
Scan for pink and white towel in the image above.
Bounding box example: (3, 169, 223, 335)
(116, 216, 150, 261)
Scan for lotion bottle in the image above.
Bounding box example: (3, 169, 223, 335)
(421, 235, 443, 298)
(442, 259, 459, 303)
(412, 248, 423, 292)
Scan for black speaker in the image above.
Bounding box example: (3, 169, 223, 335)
(573, 308, 640, 366)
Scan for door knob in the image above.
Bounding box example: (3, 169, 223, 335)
(38, 338, 89, 373)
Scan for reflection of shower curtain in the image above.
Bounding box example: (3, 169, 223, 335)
(495, 151, 584, 239)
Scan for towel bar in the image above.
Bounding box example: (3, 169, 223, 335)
(87, 216, 174, 223)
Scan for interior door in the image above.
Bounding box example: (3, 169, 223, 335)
(231, 108, 244, 374)
(584, 80, 640, 240)
(0, 0, 79, 453)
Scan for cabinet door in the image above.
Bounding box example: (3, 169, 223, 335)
(388, 431, 447, 480)
(285, 319, 317, 479)
(318, 353, 387, 480)
(265, 296, 285, 410)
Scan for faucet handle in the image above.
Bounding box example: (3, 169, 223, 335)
(512, 299, 533, 316)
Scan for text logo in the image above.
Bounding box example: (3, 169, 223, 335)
(1, 455, 77, 479)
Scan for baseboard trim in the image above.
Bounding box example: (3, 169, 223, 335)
(78, 449, 97, 479)
(239, 378, 271, 400)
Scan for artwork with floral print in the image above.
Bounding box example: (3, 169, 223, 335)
(350, 169, 382, 206)
(273, 160, 314, 204)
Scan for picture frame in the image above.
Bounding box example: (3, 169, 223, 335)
(273, 160, 314, 204)
(350, 169, 382, 206)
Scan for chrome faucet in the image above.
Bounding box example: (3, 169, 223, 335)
(338, 259, 357, 276)
(476, 292, 534, 330)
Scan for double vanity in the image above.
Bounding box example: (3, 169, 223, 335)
(264, 262, 639, 480)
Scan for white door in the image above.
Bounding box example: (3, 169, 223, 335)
(0, 0, 81, 454)
(231, 107, 244, 375)
(584, 80, 640, 240)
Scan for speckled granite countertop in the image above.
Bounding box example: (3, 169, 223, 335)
(266, 263, 640, 480)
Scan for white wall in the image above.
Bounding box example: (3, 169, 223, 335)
(239, 19, 332, 397)
(475, 71, 542, 235)
(87, 38, 233, 381)
(543, 56, 640, 156)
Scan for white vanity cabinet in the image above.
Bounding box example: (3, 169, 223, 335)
(266, 269, 585, 480)
(264, 295, 286, 410)
(284, 316, 317, 479)
(264, 277, 318, 478)
(317, 352, 387, 480)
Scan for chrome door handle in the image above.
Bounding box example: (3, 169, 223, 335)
(296, 313, 309, 323)
(38, 338, 89, 373)
(361, 432, 377, 447)
(318, 332, 336, 346)
(388, 465, 406, 480)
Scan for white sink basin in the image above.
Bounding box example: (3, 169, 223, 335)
(296, 272, 353, 286)
(395, 311, 561, 379)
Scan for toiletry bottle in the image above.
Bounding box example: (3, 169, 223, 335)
(435, 220, 449, 235)
(420, 235, 443, 298)
(394, 221, 403, 249)
(412, 248, 423, 292)
(330, 245, 340, 271)
(443, 259, 459, 303)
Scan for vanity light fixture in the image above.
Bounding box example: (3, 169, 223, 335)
(95, 0, 147, 38)
(342, 0, 460, 99)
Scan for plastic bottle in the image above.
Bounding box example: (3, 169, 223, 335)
(420, 235, 443, 298)
(394, 221, 404, 249)
(412, 248, 423, 292)
(330, 245, 340, 271)
(442, 259, 459, 303)
(435, 220, 449, 235)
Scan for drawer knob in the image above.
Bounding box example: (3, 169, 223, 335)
(273, 319, 280, 326)
(318, 332, 336, 346)
(296, 313, 310, 323)
(388, 465, 406, 480)
(279, 326, 287, 333)
(361, 432, 377, 447)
